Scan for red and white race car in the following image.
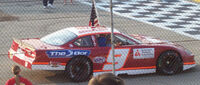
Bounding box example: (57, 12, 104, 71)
(8, 26, 195, 81)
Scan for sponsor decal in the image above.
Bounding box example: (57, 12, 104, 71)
(133, 48, 155, 59)
(46, 50, 90, 58)
(93, 56, 105, 63)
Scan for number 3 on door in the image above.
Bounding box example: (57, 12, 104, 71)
(103, 48, 131, 70)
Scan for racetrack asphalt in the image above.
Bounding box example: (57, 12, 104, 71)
(0, 0, 200, 85)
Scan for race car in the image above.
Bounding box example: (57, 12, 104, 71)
(8, 26, 196, 81)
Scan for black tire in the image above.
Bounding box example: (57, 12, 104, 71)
(65, 56, 93, 82)
(156, 51, 183, 75)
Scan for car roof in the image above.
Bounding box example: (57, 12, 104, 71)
(66, 26, 121, 36)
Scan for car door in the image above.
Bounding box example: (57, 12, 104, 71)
(107, 34, 135, 71)
(90, 34, 111, 72)
(92, 33, 156, 72)
(106, 33, 155, 71)
(93, 33, 134, 72)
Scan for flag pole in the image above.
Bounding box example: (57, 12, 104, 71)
(93, 0, 100, 25)
(110, 0, 115, 75)
(89, 0, 100, 27)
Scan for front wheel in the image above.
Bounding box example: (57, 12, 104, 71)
(156, 51, 183, 75)
(65, 56, 93, 82)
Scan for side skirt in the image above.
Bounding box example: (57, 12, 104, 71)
(93, 64, 196, 77)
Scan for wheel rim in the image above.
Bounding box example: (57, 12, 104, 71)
(162, 55, 180, 73)
(70, 59, 90, 79)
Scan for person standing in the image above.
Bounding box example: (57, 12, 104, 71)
(43, 0, 55, 9)
(5, 65, 32, 85)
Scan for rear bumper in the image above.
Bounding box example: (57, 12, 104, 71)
(8, 49, 34, 69)
(9, 49, 66, 70)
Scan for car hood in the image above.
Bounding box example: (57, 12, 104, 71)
(129, 34, 173, 44)
(21, 38, 63, 50)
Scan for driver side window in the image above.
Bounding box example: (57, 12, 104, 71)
(73, 36, 94, 47)
(96, 34, 111, 47)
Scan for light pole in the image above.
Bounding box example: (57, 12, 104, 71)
(110, 0, 115, 75)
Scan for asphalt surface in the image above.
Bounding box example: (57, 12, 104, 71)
(0, 0, 200, 85)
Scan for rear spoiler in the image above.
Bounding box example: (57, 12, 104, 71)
(13, 38, 35, 51)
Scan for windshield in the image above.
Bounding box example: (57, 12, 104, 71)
(40, 29, 77, 45)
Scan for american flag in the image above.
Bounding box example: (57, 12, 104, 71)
(89, 0, 100, 27)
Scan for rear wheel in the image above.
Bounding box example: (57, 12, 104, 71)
(156, 51, 183, 75)
(65, 56, 93, 82)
